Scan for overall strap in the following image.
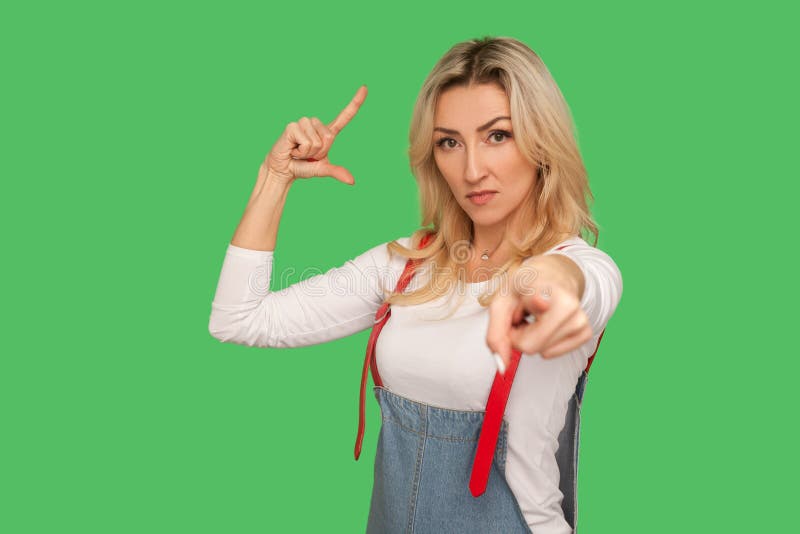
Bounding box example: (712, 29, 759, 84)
(354, 231, 436, 460)
(469, 243, 606, 497)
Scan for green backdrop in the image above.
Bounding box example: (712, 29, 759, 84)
(2, 0, 795, 532)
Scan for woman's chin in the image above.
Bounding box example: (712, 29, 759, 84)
(468, 211, 506, 228)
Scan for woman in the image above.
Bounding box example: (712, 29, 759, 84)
(209, 36, 623, 534)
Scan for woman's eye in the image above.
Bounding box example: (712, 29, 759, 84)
(490, 130, 512, 143)
(436, 137, 457, 149)
(435, 130, 512, 150)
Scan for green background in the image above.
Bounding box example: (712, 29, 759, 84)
(2, 0, 795, 532)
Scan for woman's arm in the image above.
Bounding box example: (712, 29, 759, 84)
(541, 238, 623, 337)
(211, 87, 376, 347)
(230, 168, 292, 252)
(208, 235, 408, 348)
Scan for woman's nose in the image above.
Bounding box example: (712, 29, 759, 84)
(464, 146, 488, 183)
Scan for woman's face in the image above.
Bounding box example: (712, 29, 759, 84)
(432, 83, 537, 233)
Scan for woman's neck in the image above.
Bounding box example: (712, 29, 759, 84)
(471, 225, 506, 259)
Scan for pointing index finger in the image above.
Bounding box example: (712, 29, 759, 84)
(328, 85, 368, 136)
(486, 292, 517, 365)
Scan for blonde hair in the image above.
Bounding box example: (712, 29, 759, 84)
(385, 35, 600, 313)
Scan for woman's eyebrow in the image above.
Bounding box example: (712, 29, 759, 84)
(434, 116, 511, 135)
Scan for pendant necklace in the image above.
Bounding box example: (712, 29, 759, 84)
(476, 239, 503, 261)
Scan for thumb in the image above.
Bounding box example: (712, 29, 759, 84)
(319, 162, 355, 185)
(291, 159, 355, 185)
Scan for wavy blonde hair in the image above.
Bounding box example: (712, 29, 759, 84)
(384, 35, 600, 313)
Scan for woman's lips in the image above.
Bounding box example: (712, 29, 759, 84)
(467, 192, 497, 206)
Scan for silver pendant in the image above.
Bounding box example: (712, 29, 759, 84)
(481, 250, 490, 261)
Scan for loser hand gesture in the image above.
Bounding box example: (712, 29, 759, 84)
(263, 85, 368, 186)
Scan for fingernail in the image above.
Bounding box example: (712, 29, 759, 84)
(492, 352, 506, 375)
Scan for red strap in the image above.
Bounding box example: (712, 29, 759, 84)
(354, 231, 435, 460)
(469, 243, 608, 497)
(585, 327, 604, 374)
(469, 347, 524, 496)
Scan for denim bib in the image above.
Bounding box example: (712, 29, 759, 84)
(365, 368, 587, 533)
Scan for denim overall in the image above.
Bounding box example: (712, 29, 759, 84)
(365, 371, 589, 534)
(355, 232, 601, 533)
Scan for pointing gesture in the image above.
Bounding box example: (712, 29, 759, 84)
(485, 256, 592, 374)
(263, 85, 368, 186)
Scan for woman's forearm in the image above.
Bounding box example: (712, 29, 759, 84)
(230, 168, 293, 251)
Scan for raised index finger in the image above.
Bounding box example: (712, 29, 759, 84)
(328, 85, 368, 136)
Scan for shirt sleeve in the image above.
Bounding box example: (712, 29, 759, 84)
(542, 237, 624, 336)
(208, 238, 408, 348)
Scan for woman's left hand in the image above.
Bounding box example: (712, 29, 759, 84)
(486, 256, 592, 374)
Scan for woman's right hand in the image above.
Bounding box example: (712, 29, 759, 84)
(261, 85, 368, 186)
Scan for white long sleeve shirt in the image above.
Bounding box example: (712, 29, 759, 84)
(208, 235, 623, 534)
